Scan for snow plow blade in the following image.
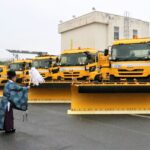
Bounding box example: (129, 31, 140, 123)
(68, 83, 150, 115)
(29, 82, 71, 103)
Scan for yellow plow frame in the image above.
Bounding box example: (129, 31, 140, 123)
(68, 82, 150, 115)
(29, 81, 71, 103)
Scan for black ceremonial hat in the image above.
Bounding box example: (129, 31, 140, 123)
(7, 70, 16, 79)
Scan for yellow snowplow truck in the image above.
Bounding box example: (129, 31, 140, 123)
(68, 38, 150, 115)
(9, 59, 32, 83)
(28, 55, 71, 103)
(28, 48, 105, 103)
(105, 38, 150, 82)
(56, 48, 101, 81)
(31, 55, 58, 81)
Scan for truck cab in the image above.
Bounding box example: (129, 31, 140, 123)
(9, 60, 32, 83)
(106, 38, 150, 82)
(32, 55, 58, 81)
(56, 48, 100, 81)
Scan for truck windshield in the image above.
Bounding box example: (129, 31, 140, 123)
(32, 59, 52, 69)
(60, 53, 95, 66)
(111, 43, 150, 61)
(10, 63, 24, 71)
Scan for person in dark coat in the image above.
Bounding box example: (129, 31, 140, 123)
(0, 70, 29, 133)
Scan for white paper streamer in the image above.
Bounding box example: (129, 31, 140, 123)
(29, 67, 45, 86)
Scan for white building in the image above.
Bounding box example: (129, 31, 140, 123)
(58, 11, 149, 51)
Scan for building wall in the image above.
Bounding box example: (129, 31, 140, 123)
(61, 23, 108, 50)
(107, 15, 150, 45)
(59, 11, 149, 51)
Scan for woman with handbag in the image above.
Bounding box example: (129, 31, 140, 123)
(0, 70, 29, 133)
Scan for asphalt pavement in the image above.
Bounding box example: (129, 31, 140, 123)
(1, 104, 150, 150)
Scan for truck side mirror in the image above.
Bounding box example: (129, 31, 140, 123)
(29, 63, 32, 69)
(8, 65, 10, 69)
(104, 49, 109, 56)
(49, 58, 52, 64)
(56, 57, 60, 63)
(23, 62, 26, 69)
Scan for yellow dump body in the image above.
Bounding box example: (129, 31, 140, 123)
(108, 38, 150, 82)
(57, 48, 100, 81)
(68, 82, 150, 115)
(10, 60, 32, 83)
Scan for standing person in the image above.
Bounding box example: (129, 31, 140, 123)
(0, 70, 29, 133)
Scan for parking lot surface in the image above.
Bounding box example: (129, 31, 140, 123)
(1, 104, 150, 150)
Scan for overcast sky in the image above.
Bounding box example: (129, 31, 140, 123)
(0, 0, 150, 60)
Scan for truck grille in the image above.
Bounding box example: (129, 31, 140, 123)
(118, 69, 144, 76)
(64, 72, 80, 78)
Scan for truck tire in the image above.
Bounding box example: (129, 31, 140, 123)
(94, 75, 102, 82)
(109, 75, 120, 82)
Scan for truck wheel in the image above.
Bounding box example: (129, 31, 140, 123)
(109, 75, 119, 82)
(57, 76, 62, 80)
(16, 78, 22, 83)
(94, 75, 102, 82)
(45, 77, 52, 81)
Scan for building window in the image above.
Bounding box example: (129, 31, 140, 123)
(133, 29, 138, 38)
(114, 26, 119, 40)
